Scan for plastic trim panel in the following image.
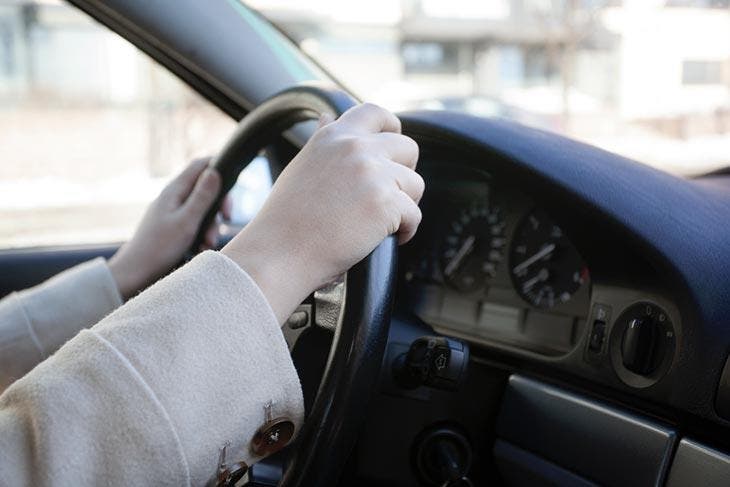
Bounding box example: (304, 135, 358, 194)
(494, 439, 597, 487)
(666, 439, 730, 486)
(496, 375, 676, 487)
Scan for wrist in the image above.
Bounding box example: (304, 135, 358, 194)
(221, 225, 319, 324)
(107, 247, 146, 300)
(107, 255, 133, 300)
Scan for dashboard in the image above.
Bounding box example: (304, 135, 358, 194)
(288, 110, 730, 487)
(390, 119, 699, 409)
(345, 110, 730, 484)
(401, 165, 590, 356)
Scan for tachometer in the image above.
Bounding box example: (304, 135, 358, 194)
(441, 204, 505, 292)
(509, 209, 588, 308)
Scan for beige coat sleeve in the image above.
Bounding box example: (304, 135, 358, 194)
(0, 257, 123, 391)
(0, 251, 304, 487)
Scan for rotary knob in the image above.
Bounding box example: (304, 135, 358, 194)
(621, 317, 660, 375)
(610, 301, 676, 387)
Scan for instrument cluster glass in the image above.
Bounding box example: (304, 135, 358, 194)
(509, 209, 589, 309)
(405, 182, 589, 310)
(440, 204, 505, 293)
(400, 167, 591, 355)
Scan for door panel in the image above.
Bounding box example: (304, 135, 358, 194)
(0, 245, 118, 298)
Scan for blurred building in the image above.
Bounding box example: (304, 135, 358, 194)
(604, 1, 730, 138)
(0, 0, 232, 178)
(1, 0, 729, 172)
(0, 0, 728, 248)
(0, 0, 152, 104)
(259, 0, 730, 141)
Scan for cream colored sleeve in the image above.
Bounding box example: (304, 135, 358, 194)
(0, 257, 123, 391)
(0, 251, 304, 487)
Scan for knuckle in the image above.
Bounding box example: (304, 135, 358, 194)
(360, 102, 381, 113)
(367, 184, 392, 210)
(393, 135, 418, 165)
(413, 204, 423, 225)
(342, 136, 368, 156)
(363, 102, 398, 126)
(414, 173, 426, 197)
(315, 122, 337, 140)
(352, 157, 382, 182)
(407, 136, 419, 159)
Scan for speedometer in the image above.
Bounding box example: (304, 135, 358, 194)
(441, 204, 505, 292)
(509, 209, 588, 308)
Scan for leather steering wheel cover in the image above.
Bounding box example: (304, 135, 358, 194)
(282, 236, 397, 487)
(197, 83, 397, 486)
(196, 82, 358, 237)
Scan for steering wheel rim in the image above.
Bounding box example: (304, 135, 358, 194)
(195, 82, 397, 487)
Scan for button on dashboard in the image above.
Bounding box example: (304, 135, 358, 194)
(589, 320, 606, 352)
(585, 303, 612, 364)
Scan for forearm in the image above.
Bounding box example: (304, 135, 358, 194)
(0, 251, 303, 486)
(0, 258, 122, 390)
(221, 220, 319, 325)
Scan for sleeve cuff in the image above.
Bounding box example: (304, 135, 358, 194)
(92, 250, 304, 485)
(16, 257, 123, 357)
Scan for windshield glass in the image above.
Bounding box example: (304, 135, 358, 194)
(246, 0, 730, 176)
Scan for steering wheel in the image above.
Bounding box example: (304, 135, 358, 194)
(194, 82, 397, 487)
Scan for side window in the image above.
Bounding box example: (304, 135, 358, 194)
(0, 2, 258, 249)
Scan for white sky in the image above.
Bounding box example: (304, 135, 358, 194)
(244, 0, 402, 23)
(243, 0, 511, 23)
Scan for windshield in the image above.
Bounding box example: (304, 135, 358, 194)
(246, 0, 730, 176)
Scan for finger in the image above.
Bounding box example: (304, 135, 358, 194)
(203, 221, 219, 249)
(164, 158, 211, 204)
(387, 161, 425, 204)
(336, 102, 401, 134)
(181, 167, 221, 220)
(220, 194, 233, 221)
(393, 190, 423, 245)
(371, 132, 419, 169)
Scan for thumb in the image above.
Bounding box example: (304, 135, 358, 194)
(181, 168, 221, 221)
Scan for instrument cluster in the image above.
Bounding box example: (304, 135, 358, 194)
(401, 169, 591, 355)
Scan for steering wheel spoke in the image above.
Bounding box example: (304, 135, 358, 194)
(281, 274, 345, 352)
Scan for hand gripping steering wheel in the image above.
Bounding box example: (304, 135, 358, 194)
(194, 82, 397, 487)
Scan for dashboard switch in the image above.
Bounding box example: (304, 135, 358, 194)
(393, 336, 469, 391)
(589, 320, 606, 352)
(621, 318, 659, 375)
(609, 302, 675, 387)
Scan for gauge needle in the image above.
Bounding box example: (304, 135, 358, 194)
(444, 235, 476, 277)
(513, 243, 556, 275)
(522, 267, 550, 292)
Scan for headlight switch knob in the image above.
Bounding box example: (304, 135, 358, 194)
(621, 317, 660, 375)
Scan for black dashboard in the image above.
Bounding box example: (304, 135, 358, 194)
(345, 110, 730, 486)
(392, 135, 688, 402)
